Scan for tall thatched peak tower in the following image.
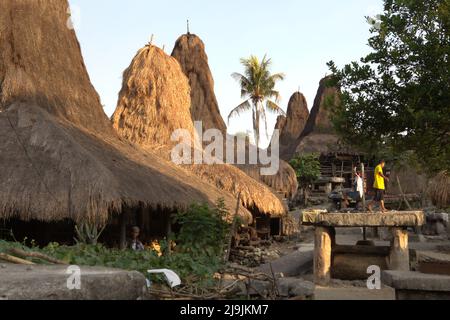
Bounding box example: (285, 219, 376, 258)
(171, 33, 227, 134)
(300, 76, 339, 138)
(112, 42, 287, 217)
(112, 45, 197, 149)
(0, 0, 111, 134)
(276, 91, 309, 160)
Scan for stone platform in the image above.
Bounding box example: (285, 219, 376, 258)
(0, 264, 147, 300)
(382, 270, 450, 300)
(301, 211, 425, 285)
(302, 211, 425, 227)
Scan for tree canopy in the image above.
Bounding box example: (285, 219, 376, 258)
(328, 0, 450, 173)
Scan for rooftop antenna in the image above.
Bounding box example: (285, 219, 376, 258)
(187, 19, 190, 35)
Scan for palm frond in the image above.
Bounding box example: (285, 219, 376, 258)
(269, 73, 285, 82)
(269, 90, 282, 103)
(231, 72, 247, 83)
(266, 100, 286, 116)
(227, 99, 252, 124)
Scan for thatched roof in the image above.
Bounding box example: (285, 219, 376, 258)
(171, 33, 227, 134)
(280, 92, 309, 145)
(428, 171, 450, 209)
(300, 76, 338, 138)
(171, 33, 298, 199)
(0, 0, 252, 224)
(277, 92, 309, 160)
(112, 45, 286, 217)
(286, 77, 359, 158)
(294, 133, 357, 155)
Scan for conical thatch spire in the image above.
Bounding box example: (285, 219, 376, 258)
(0, 0, 251, 224)
(280, 92, 309, 146)
(171, 33, 227, 134)
(112, 44, 286, 216)
(290, 77, 354, 157)
(113, 45, 196, 149)
(300, 76, 338, 138)
(276, 91, 309, 160)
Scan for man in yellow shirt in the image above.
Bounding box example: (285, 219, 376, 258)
(368, 160, 390, 213)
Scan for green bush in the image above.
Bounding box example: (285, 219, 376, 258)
(0, 200, 231, 287)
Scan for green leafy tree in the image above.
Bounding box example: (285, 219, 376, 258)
(327, 0, 450, 173)
(289, 154, 321, 206)
(228, 55, 285, 149)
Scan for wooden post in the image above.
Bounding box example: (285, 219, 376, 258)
(388, 227, 410, 271)
(361, 163, 367, 241)
(224, 192, 242, 262)
(119, 210, 127, 250)
(314, 226, 333, 285)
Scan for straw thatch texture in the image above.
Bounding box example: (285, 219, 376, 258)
(280, 92, 309, 147)
(428, 171, 450, 209)
(171, 34, 227, 134)
(286, 77, 356, 158)
(171, 33, 297, 198)
(300, 76, 338, 138)
(0, 0, 252, 224)
(277, 92, 309, 160)
(235, 161, 298, 199)
(112, 45, 286, 217)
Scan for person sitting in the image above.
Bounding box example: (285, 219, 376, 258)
(128, 226, 145, 251)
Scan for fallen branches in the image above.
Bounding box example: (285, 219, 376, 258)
(9, 248, 67, 265)
(0, 252, 34, 265)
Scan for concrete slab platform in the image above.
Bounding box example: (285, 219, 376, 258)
(302, 211, 425, 228)
(0, 264, 147, 300)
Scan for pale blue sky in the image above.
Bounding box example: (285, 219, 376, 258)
(68, 0, 383, 147)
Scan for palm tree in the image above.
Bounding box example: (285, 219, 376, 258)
(228, 55, 286, 149)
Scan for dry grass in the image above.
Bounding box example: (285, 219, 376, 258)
(112, 44, 286, 217)
(428, 171, 450, 209)
(171, 34, 227, 134)
(0, 0, 252, 224)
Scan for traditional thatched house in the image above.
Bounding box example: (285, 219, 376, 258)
(112, 44, 287, 235)
(171, 33, 227, 134)
(286, 77, 366, 192)
(171, 33, 298, 200)
(275, 91, 310, 161)
(0, 0, 252, 246)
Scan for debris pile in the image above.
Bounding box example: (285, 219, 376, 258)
(229, 245, 281, 268)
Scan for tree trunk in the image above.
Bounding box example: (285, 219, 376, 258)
(254, 107, 260, 149)
(303, 188, 309, 207)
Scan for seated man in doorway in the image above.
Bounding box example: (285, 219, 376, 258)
(368, 160, 390, 213)
(128, 226, 145, 251)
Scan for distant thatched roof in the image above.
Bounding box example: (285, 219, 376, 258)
(276, 92, 309, 160)
(428, 171, 450, 209)
(171, 33, 298, 199)
(0, 0, 252, 224)
(280, 92, 309, 146)
(300, 76, 338, 138)
(287, 77, 359, 158)
(171, 34, 227, 134)
(112, 45, 286, 217)
(294, 133, 358, 155)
